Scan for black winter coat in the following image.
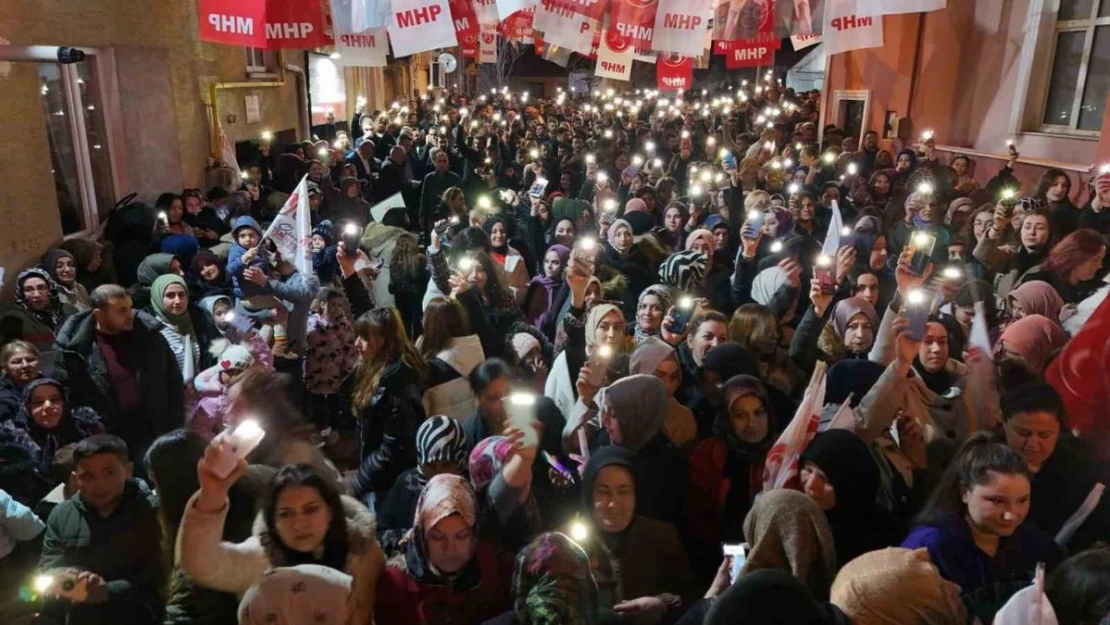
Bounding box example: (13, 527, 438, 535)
(350, 361, 426, 501)
(51, 310, 183, 461)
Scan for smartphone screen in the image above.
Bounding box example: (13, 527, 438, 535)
(671, 296, 695, 334)
(588, 345, 612, 387)
(904, 289, 933, 340)
(529, 178, 549, 198)
(723, 543, 747, 583)
(506, 393, 538, 448)
(745, 209, 765, 236)
(909, 232, 937, 276)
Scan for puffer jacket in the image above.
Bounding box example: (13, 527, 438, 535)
(422, 334, 485, 420)
(179, 492, 385, 625)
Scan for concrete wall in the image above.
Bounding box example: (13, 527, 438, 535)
(0, 0, 307, 279)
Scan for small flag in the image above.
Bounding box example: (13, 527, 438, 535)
(262, 175, 314, 277)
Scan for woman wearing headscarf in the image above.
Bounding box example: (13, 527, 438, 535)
(41, 248, 90, 311)
(831, 548, 967, 625)
(484, 216, 530, 305)
(468, 434, 543, 552)
(629, 337, 696, 450)
(58, 237, 106, 292)
(891, 149, 919, 194)
(376, 473, 513, 625)
(0, 268, 74, 352)
(238, 564, 353, 625)
(852, 231, 895, 312)
(997, 314, 1068, 377)
(546, 301, 628, 420)
(741, 489, 838, 600)
(688, 375, 777, 578)
(150, 274, 206, 385)
(1005, 280, 1065, 326)
(599, 218, 654, 319)
(700, 569, 849, 625)
(631, 285, 674, 345)
(800, 429, 902, 566)
(130, 252, 183, 311)
(523, 244, 570, 330)
(0, 377, 103, 505)
(686, 228, 735, 315)
(378, 416, 470, 555)
(578, 446, 698, 625)
(482, 532, 598, 625)
(817, 297, 880, 364)
(594, 375, 687, 528)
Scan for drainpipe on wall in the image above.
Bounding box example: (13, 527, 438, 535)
(208, 51, 287, 158)
(283, 60, 309, 140)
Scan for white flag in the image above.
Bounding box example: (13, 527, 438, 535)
(826, 395, 856, 431)
(790, 33, 822, 50)
(763, 363, 826, 491)
(821, 199, 845, 257)
(335, 27, 390, 67)
(652, 0, 713, 57)
(480, 31, 499, 63)
(347, 0, 392, 32)
(823, 0, 884, 56)
(388, 0, 459, 58)
(968, 302, 993, 360)
(370, 192, 407, 223)
(595, 30, 634, 81)
(496, 0, 537, 20)
(854, 0, 945, 17)
(219, 124, 242, 191)
(262, 175, 314, 277)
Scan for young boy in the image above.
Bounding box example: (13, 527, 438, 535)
(226, 215, 275, 301)
(312, 220, 339, 284)
(36, 435, 162, 625)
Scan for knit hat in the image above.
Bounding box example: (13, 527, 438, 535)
(313, 220, 336, 247)
(216, 343, 253, 372)
(624, 198, 648, 214)
(658, 250, 707, 291)
(307, 181, 323, 197)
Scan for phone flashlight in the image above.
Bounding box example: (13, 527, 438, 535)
(597, 172, 609, 184)
(478, 196, 492, 209)
(847, 162, 858, 176)
(942, 266, 963, 280)
(586, 154, 596, 164)
(603, 199, 617, 212)
(917, 181, 934, 195)
(580, 237, 597, 251)
(645, 141, 655, 152)
(570, 520, 589, 541)
(458, 257, 475, 272)
(823, 152, 835, 164)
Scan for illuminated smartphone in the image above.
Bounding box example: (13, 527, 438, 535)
(909, 232, 937, 276)
(723, 543, 748, 584)
(529, 178, 549, 198)
(341, 222, 362, 252)
(211, 420, 266, 478)
(587, 345, 612, 387)
(670, 295, 696, 334)
(904, 288, 933, 341)
(506, 393, 538, 448)
(815, 254, 836, 293)
(745, 209, 766, 236)
(722, 152, 738, 170)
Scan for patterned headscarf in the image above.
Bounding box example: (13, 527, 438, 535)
(14, 268, 64, 330)
(513, 532, 599, 625)
(237, 564, 353, 625)
(634, 285, 675, 343)
(415, 416, 468, 479)
(468, 435, 515, 494)
(658, 250, 707, 291)
(402, 474, 481, 585)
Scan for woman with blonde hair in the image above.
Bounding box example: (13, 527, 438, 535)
(728, 304, 798, 395)
(348, 307, 428, 505)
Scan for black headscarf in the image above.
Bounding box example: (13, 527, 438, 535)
(580, 445, 637, 550)
(14, 268, 65, 330)
(705, 569, 848, 625)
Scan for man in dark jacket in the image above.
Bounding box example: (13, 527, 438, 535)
(419, 148, 463, 236)
(37, 434, 163, 625)
(51, 285, 183, 465)
(375, 145, 410, 204)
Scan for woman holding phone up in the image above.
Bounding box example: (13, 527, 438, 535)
(179, 456, 384, 625)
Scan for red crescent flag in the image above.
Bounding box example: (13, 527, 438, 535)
(609, 0, 657, 55)
(656, 53, 692, 91)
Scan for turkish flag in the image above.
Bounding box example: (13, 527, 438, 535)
(198, 0, 268, 47)
(263, 0, 334, 49)
(609, 0, 656, 55)
(1046, 293, 1110, 460)
(656, 53, 692, 91)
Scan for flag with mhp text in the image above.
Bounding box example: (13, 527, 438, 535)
(262, 175, 314, 277)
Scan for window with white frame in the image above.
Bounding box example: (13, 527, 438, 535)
(1040, 0, 1110, 133)
(37, 55, 115, 235)
(245, 47, 277, 76)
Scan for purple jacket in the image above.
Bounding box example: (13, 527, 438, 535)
(901, 515, 1064, 594)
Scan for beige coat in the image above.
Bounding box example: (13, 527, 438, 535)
(178, 491, 385, 625)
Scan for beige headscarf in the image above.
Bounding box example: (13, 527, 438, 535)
(585, 303, 625, 353)
(237, 564, 353, 625)
(741, 489, 838, 600)
(629, 337, 696, 448)
(413, 473, 477, 532)
(831, 548, 967, 625)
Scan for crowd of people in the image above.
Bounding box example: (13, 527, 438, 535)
(1, 76, 1109, 625)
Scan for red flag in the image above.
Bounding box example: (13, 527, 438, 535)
(656, 53, 692, 91)
(762, 364, 826, 491)
(595, 27, 633, 80)
(725, 40, 775, 68)
(534, 33, 546, 55)
(263, 0, 333, 49)
(198, 0, 267, 47)
(1046, 293, 1110, 460)
(449, 0, 480, 38)
(461, 32, 479, 58)
(609, 0, 657, 55)
(586, 24, 603, 59)
(499, 6, 536, 39)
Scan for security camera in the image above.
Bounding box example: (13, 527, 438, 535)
(57, 47, 86, 64)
